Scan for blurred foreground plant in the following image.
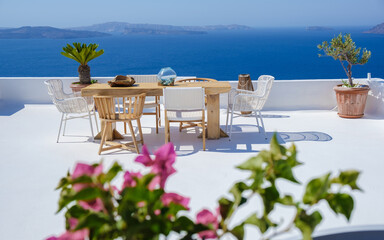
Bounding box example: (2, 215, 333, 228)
(48, 135, 360, 240)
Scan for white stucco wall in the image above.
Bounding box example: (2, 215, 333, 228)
(0, 77, 383, 117)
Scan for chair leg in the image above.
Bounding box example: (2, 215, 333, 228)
(157, 97, 161, 127)
(127, 120, 140, 153)
(229, 110, 235, 141)
(88, 111, 95, 142)
(62, 113, 67, 136)
(99, 122, 108, 155)
(124, 122, 127, 134)
(226, 106, 230, 132)
(258, 110, 267, 140)
(57, 113, 65, 143)
(165, 117, 170, 143)
(254, 111, 261, 133)
(137, 118, 144, 145)
(93, 108, 99, 132)
(155, 108, 159, 134)
(202, 121, 206, 151)
(179, 122, 182, 132)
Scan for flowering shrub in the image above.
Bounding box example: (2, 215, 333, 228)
(48, 135, 360, 240)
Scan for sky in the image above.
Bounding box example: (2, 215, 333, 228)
(0, 0, 383, 28)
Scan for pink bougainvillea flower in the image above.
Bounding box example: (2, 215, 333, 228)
(46, 218, 89, 240)
(161, 192, 190, 210)
(137, 201, 146, 207)
(78, 198, 104, 212)
(72, 163, 103, 179)
(71, 163, 103, 192)
(45, 229, 89, 240)
(122, 171, 143, 189)
(154, 209, 161, 215)
(135, 145, 153, 166)
(152, 143, 177, 188)
(135, 143, 177, 189)
(196, 208, 220, 239)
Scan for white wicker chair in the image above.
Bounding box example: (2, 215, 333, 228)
(44, 79, 99, 142)
(226, 75, 274, 140)
(163, 87, 206, 151)
(126, 75, 161, 134)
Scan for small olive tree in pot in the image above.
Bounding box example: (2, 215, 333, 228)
(318, 33, 371, 118)
(61, 43, 104, 91)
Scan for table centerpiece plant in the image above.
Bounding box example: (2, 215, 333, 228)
(318, 33, 371, 118)
(47, 135, 361, 240)
(61, 42, 104, 92)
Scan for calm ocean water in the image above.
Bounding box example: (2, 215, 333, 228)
(0, 27, 382, 80)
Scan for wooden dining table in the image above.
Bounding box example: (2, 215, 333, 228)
(81, 81, 231, 140)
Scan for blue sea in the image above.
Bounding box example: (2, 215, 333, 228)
(0, 27, 383, 80)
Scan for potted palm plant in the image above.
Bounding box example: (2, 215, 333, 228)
(61, 42, 104, 92)
(318, 33, 371, 118)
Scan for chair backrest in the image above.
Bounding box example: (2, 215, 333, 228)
(231, 75, 274, 111)
(252, 75, 274, 110)
(176, 78, 217, 83)
(163, 87, 205, 111)
(255, 75, 274, 99)
(44, 79, 67, 102)
(129, 75, 157, 83)
(94, 94, 146, 120)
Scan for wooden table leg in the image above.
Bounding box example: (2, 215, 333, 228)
(94, 122, 124, 141)
(206, 94, 228, 139)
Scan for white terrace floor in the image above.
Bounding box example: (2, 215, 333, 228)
(1, 104, 384, 239)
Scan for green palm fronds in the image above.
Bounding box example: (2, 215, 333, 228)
(61, 42, 104, 66)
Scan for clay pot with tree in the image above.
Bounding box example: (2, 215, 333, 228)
(318, 33, 371, 118)
(61, 43, 104, 92)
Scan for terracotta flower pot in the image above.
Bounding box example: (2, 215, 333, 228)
(70, 82, 91, 93)
(334, 85, 370, 118)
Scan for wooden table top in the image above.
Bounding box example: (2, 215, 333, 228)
(81, 81, 231, 97)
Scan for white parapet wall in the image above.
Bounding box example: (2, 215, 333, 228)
(0, 77, 383, 117)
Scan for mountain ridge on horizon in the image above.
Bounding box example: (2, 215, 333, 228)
(0, 21, 382, 39)
(69, 21, 254, 35)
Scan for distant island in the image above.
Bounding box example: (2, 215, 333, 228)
(0, 26, 110, 39)
(306, 26, 333, 31)
(364, 22, 384, 34)
(0, 22, 253, 39)
(70, 22, 253, 35)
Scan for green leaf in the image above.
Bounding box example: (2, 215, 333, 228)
(231, 224, 244, 240)
(102, 162, 123, 183)
(294, 209, 323, 240)
(326, 193, 354, 221)
(56, 177, 69, 190)
(57, 188, 75, 213)
(67, 205, 89, 218)
(70, 175, 93, 185)
(278, 195, 296, 206)
(262, 185, 279, 214)
(73, 187, 102, 201)
(244, 214, 270, 233)
(274, 159, 300, 183)
(270, 133, 286, 160)
(230, 182, 248, 208)
(75, 212, 110, 230)
(173, 216, 196, 232)
(303, 173, 331, 205)
(332, 170, 361, 191)
(286, 143, 302, 167)
(236, 155, 264, 171)
(218, 197, 234, 220)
